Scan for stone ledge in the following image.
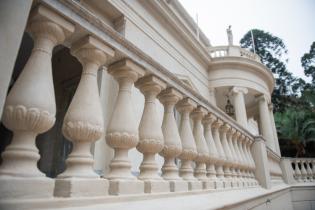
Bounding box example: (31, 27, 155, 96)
(0, 185, 293, 210)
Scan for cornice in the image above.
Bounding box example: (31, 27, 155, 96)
(209, 56, 275, 94)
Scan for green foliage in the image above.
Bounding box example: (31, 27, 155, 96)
(301, 42, 315, 84)
(275, 109, 315, 143)
(240, 29, 304, 112)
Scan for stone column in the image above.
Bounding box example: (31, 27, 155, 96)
(212, 119, 225, 188)
(135, 75, 169, 193)
(257, 95, 275, 150)
(231, 87, 248, 128)
(251, 136, 271, 189)
(54, 36, 114, 197)
(191, 106, 209, 188)
(268, 104, 281, 155)
(220, 123, 233, 188)
(0, 6, 74, 199)
(203, 113, 219, 188)
(106, 59, 145, 195)
(176, 98, 202, 190)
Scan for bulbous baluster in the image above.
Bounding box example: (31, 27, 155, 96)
(135, 75, 169, 193)
(220, 123, 233, 188)
(54, 36, 114, 197)
(158, 88, 188, 192)
(0, 6, 74, 199)
(106, 59, 145, 195)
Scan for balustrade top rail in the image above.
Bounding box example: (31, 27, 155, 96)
(208, 45, 261, 63)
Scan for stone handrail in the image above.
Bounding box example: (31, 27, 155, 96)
(208, 45, 261, 63)
(0, 3, 263, 203)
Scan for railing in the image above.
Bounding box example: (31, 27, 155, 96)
(0, 5, 261, 202)
(290, 158, 315, 183)
(208, 45, 261, 63)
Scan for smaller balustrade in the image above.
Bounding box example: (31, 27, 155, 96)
(207, 45, 261, 62)
(289, 158, 315, 183)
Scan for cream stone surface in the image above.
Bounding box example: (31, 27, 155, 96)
(0, 0, 313, 209)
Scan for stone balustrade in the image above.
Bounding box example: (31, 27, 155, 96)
(0, 4, 263, 201)
(288, 158, 315, 183)
(208, 45, 261, 62)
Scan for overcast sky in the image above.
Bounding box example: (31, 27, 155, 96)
(179, 0, 315, 81)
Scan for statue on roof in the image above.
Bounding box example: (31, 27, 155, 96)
(226, 25, 233, 46)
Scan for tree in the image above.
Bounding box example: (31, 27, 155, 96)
(275, 109, 315, 157)
(301, 42, 315, 84)
(240, 29, 304, 112)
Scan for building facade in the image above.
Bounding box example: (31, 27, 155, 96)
(0, 0, 314, 210)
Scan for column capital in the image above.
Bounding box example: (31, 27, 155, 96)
(135, 75, 167, 95)
(176, 97, 197, 113)
(202, 112, 217, 125)
(231, 86, 248, 95)
(158, 87, 183, 105)
(28, 5, 75, 44)
(108, 59, 146, 82)
(191, 106, 207, 120)
(71, 36, 114, 66)
(255, 94, 267, 102)
(212, 119, 224, 129)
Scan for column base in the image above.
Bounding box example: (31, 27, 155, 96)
(54, 178, 108, 197)
(188, 180, 202, 191)
(109, 180, 144, 195)
(223, 180, 232, 188)
(144, 180, 170, 193)
(215, 180, 224, 189)
(169, 180, 188, 192)
(0, 176, 54, 200)
(202, 180, 216, 189)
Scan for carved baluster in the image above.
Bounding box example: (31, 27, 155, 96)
(203, 113, 219, 188)
(312, 160, 315, 181)
(306, 160, 313, 182)
(212, 119, 225, 188)
(0, 6, 74, 199)
(233, 131, 243, 186)
(220, 123, 233, 188)
(177, 98, 202, 190)
(241, 135, 251, 186)
(191, 106, 209, 188)
(238, 134, 248, 186)
(54, 36, 114, 197)
(106, 59, 145, 195)
(135, 75, 168, 193)
(158, 88, 188, 192)
(227, 128, 237, 187)
(294, 159, 302, 182)
(245, 137, 257, 186)
(300, 159, 307, 182)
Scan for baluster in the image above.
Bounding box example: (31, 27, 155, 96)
(232, 131, 243, 187)
(300, 159, 308, 182)
(220, 123, 233, 188)
(294, 159, 302, 182)
(242, 135, 251, 186)
(54, 36, 114, 197)
(203, 113, 219, 188)
(158, 88, 188, 192)
(245, 137, 257, 186)
(191, 106, 210, 188)
(106, 59, 145, 195)
(238, 134, 248, 186)
(212, 119, 226, 188)
(227, 128, 238, 187)
(0, 6, 74, 199)
(312, 160, 315, 181)
(176, 98, 202, 190)
(306, 160, 313, 182)
(135, 75, 168, 193)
